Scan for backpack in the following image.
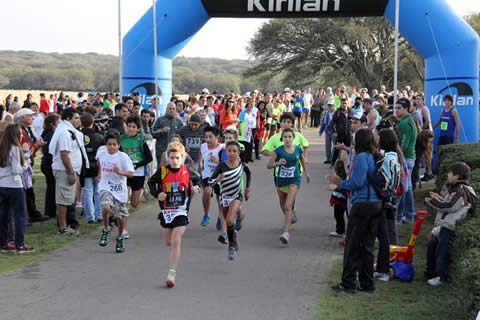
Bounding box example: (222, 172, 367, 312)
(368, 151, 401, 210)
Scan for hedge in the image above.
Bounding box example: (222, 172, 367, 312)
(435, 143, 480, 319)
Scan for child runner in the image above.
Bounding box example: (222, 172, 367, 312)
(159, 135, 195, 169)
(97, 130, 134, 253)
(148, 142, 201, 287)
(267, 128, 310, 245)
(198, 126, 223, 227)
(262, 112, 310, 223)
(120, 115, 153, 238)
(208, 141, 251, 260)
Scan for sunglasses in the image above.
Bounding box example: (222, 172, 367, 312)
(228, 101, 234, 103)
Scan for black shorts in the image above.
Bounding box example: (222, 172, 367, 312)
(220, 193, 243, 208)
(127, 176, 145, 191)
(202, 178, 220, 195)
(293, 111, 302, 118)
(158, 213, 189, 229)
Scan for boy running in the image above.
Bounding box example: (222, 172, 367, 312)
(208, 141, 251, 260)
(148, 142, 201, 287)
(97, 130, 134, 253)
(198, 126, 223, 226)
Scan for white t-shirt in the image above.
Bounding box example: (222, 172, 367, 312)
(51, 127, 84, 174)
(96, 149, 134, 203)
(303, 93, 313, 108)
(32, 113, 44, 141)
(200, 143, 223, 178)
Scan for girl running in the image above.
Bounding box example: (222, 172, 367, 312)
(267, 128, 310, 245)
(208, 141, 251, 260)
(148, 142, 201, 287)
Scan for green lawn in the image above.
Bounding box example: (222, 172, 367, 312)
(0, 156, 155, 274)
(311, 182, 452, 320)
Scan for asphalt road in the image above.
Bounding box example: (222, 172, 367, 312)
(0, 130, 340, 320)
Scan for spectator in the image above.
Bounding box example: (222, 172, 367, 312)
(41, 113, 61, 218)
(3, 102, 20, 123)
(319, 100, 336, 164)
(110, 103, 128, 135)
(331, 98, 352, 164)
(49, 108, 88, 235)
(395, 98, 417, 224)
(39, 93, 49, 114)
(81, 112, 104, 223)
(23, 93, 33, 109)
(31, 102, 44, 141)
(152, 102, 183, 164)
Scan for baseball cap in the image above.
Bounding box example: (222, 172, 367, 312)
(350, 111, 367, 123)
(283, 88, 290, 93)
(189, 114, 201, 123)
(372, 101, 381, 107)
(16, 108, 35, 118)
(88, 92, 94, 96)
(327, 99, 334, 105)
(202, 88, 210, 94)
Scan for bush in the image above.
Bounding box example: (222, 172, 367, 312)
(436, 143, 480, 319)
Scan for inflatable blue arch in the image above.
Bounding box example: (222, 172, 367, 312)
(122, 0, 480, 143)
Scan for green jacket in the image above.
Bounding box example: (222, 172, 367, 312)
(398, 114, 417, 160)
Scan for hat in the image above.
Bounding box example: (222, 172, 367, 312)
(327, 99, 335, 105)
(253, 89, 259, 94)
(189, 114, 201, 123)
(88, 92, 94, 96)
(283, 88, 290, 93)
(351, 112, 367, 123)
(16, 108, 35, 118)
(202, 88, 210, 94)
(372, 101, 381, 107)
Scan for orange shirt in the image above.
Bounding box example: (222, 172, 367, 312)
(220, 111, 238, 130)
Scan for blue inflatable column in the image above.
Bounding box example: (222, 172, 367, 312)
(122, 0, 210, 116)
(385, 0, 480, 143)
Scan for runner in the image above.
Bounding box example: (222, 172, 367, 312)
(292, 90, 303, 132)
(159, 135, 195, 169)
(198, 126, 223, 226)
(261, 112, 310, 223)
(147, 142, 201, 288)
(208, 141, 251, 260)
(266, 128, 310, 245)
(96, 130, 134, 253)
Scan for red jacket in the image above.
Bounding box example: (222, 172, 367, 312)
(40, 98, 50, 113)
(21, 127, 39, 156)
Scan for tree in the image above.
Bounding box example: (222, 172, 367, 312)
(246, 17, 424, 90)
(466, 12, 480, 35)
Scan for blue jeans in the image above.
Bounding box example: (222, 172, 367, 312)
(0, 187, 27, 248)
(82, 177, 101, 222)
(397, 158, 416, 222)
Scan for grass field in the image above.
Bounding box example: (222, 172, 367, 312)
(0, 90, 79, 105)
(310, 182, 452, 320)
(0, 153, 156, 275)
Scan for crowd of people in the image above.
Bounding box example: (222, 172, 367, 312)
(0, 85, 475, 289)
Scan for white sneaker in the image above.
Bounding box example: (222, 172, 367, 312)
(75, 202, 83, 208)
(427, 276, 443, 286)
(58, 227, 80, 236)
(280, 232, 289, 245)
(374, 272, 390, 282)
(329, 231, 344, 238)
(122, 230, 130, 239)
(166, 270, 176, 287)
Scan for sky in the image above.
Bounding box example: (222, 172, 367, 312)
(0, 0, 478, 60)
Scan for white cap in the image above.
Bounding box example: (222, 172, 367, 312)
(253, 89, 259, 94)
(202, 88, 210, 94)
(327, 99, 335, 105)
(244, 92, 251, 97)
(283, 87, 290, 92)
(372, 101, 381, 107)
(16, 108, 35, 118)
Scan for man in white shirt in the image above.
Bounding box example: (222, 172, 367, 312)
(49, 108, 88, 236)
(302, 87, 314, 129)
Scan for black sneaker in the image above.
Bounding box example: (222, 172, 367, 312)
(421, 173, 434, 182)
(357, 286, 375, 293)
(1, 243, 16, 253)
(331, 283, 356, 294)
(15, 246, 36, 254)
(323, 160, 331, 164)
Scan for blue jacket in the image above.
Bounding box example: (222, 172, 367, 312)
(320, 111, 333, 135)
(340, 152, 381, 204)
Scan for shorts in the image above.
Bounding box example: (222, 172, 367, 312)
(220, 193, 243, 208)
(293, 111, 302, 118)
(54, 170, 77, 206)
(100, 191, 129, 218)
(277, 184, 300, 194)
(202, 178, 220, 195)
(302, 107, 311, 113)
(158, 213, 189, 229)
(127, 176, 145, 191)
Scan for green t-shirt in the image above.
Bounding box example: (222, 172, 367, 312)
(262, 131, 309, 175)
(398, 114, 417, 160)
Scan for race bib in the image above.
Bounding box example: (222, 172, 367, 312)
(221, 194, 238, 207)
(245, 127, 252, 142)
(441, 121, 448, 131)
(162, 209, 187, 224)
(109, 182, 123, 193)
(279, 166, 295, 178)
(165, 191, 186, 208)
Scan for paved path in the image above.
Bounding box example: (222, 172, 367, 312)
(0, 131, 340, 320)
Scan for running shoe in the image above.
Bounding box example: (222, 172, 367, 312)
(15, 246, 36, 254)
(1, 243, 16, 253)
(234, 218, 243, 231)
(329, 231, 344, 238)
(228, 246, 237, 260)
(280, 232, 289, 245)
(166, 270, 176, 288)
(373, 272, 390, 282)
(116, 236, 125, 253)
(143, 182, 151, 200)
(291, 208, 297, 224)
(331, 283, 356, 294)
(99, 229, 110, 247)
(200, 214, 210, 227)
(122, 229, 130, 239)
(428, 276, 443, 286)
(76, 201, 83, 208)
(58, 227, 80, 236)
(421, 173, 434, 182)
(216, 216, 222, 231)
(217, 232, 228, 245)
